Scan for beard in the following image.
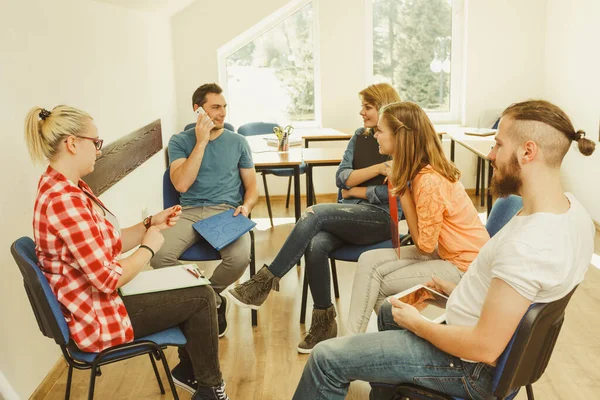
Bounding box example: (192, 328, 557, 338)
(490, 153, 522, 197)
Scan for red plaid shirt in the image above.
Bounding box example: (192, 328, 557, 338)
(33, 166, 133, 352)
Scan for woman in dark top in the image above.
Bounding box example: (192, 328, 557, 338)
(228, 83, 402, 353)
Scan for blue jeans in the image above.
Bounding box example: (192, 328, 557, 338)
(293, 301, 496, 400)
(268, 203, 391, 308)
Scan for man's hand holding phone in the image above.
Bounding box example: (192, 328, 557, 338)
(194, 107, 214, 146)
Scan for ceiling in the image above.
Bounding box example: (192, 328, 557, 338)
(92, 0, 197, 15)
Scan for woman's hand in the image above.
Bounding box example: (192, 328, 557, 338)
(152, 205, 182, 230)
(141, 226, 165, 253)
(378, 161, 391, 177)
(424, 274, 457, 296)
(341, 188, 352, 199)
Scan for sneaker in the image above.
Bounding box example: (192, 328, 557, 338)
(227, 265, 279, 310)
(171, 363, 197, 394)
(193, 380, 229, 400)
(297, 305, 337, 354)
(217, 294, 229, 338)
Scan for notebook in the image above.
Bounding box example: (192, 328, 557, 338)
(192, 209, 257, 251)
(464, 128, 497, 137)
(119, 264, 210, 296)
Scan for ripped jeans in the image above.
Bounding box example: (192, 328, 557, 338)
(268, 203, 391, 308)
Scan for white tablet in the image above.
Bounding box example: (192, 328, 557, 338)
(392, 284, 448, 323)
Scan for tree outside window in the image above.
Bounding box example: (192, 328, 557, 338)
(373, 0, 453, 112)
(225, 3, 315, 128)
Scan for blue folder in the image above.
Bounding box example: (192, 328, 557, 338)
(192, 209, 256, 251)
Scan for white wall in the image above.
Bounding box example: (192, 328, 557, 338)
(0, 0, 177, 397)
(544, 0, 600, 223)
(170, 0, 548, 195)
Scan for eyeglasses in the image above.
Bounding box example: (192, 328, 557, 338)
(65, 136, 104, 150)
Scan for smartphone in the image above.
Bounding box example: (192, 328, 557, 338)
(194, 107, 215, 129)
(393, 284, 448, 323)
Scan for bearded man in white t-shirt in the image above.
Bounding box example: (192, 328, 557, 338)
(292, 100, 597, 400)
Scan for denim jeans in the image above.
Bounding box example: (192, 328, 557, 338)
(151, 204, 251, 305)
(293, 301, 496, 400)
(121, 285, 222, 387)
(268, 203, 391, 308)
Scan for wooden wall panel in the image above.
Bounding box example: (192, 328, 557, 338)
(83, 119, 162, 195)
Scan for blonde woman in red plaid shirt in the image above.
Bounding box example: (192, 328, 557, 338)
(25, 105, 230, 400)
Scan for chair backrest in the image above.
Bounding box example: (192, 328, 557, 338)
(238, 122, 278, 137)
(492, 286, 578, 398)
(163, 168, 181, 208)
(10, 237, 70, 346)
(184, 122, 235, 132)
(486, 195, 523, 237)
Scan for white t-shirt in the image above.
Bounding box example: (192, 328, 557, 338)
(446, 193, 595, 327)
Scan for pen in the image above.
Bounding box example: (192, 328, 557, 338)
(194, 267, 206, 279)
(185, 267, 200, 279)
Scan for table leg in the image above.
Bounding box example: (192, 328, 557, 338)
(475, 158, 481, 196)
(480, 157, 485, 207)
(294, 165, 301, 222)
(306, 164, 313, 208)
(487, 160, 493, 215)
(450, 139, 455, 162)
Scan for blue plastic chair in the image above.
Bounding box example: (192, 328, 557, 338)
(10, 237, 186, 400)
(485, 195, 522, 237)
(370, 286, 578, 400)
(162, 169, 257, 325)
(238, 122, 311, 227)
(184, 121, 235, 132)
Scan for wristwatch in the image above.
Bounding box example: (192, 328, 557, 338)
(143, 215, 153, 230)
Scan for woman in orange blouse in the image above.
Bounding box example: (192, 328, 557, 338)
(346, 102, 490, 334)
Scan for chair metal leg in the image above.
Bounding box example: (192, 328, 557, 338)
(330, 259, 340, 299)
(149, 353, 165, 394)
(250, 230, 258, 326)
(64, 364, 73, 400)
(88, 366, 99, 400)
(526, 384, 534, 400)
(312, 180, 317, 205)
(285, 176, 292, 208)
(262, 173, 274, 227)
(156, 347, 180, 400)
(300, 265, 309, 324)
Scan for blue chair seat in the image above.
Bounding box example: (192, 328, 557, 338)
(268, 162, 308, 177)
(180, 239, 221, 261)
(329, 239, 394, 261)
(69, 326, 187, 363)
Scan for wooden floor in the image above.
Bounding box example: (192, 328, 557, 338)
(37, 194, 600, 400)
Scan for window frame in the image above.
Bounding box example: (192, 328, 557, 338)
(217, 0, 322, 128)
(366, 0, 465, 124)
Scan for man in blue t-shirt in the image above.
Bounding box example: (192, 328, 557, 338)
(152, 83, 258, 352)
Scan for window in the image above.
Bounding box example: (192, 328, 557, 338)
(370, 0, 463, 122)
(218, 0, 319, 129)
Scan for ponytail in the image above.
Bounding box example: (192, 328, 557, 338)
(24, 105, 92, 163)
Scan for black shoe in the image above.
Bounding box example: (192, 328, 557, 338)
(217, 294, 229, 338)
(171, 363, 197, 394)
(193, 380, 229, 400)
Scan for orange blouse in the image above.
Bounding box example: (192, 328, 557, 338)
(411, 165, 489, 271)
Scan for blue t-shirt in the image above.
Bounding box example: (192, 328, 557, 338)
(168, 128, 254, 207)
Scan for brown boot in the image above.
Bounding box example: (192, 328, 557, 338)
(297, 305, 337, 354)
(227, 265, 280, 310)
